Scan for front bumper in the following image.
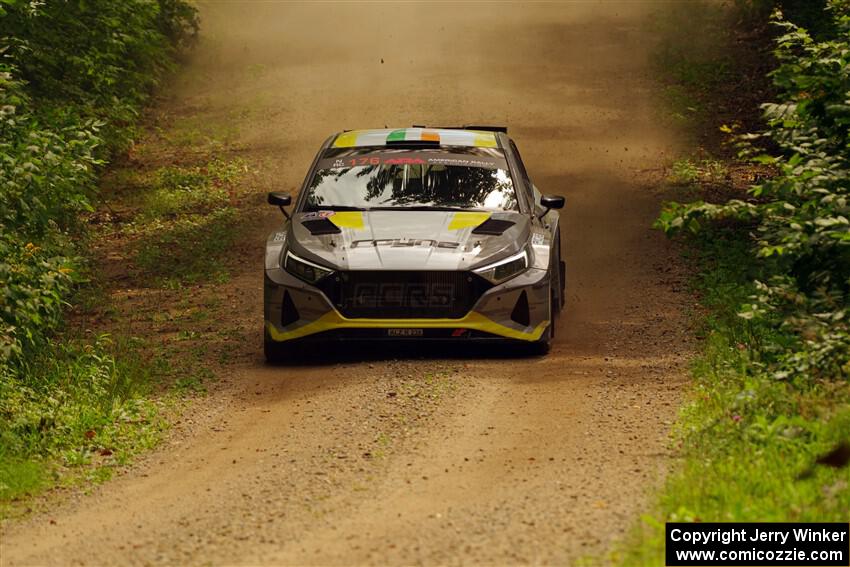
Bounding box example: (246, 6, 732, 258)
(264, 267, 551, 343)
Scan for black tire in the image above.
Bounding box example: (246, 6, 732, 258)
(556, 238, 566, 311)
(531, 327, 552, 355)
(264, 330, 292, 364)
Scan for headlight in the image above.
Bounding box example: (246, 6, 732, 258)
(265, 232, 287, 270)
(473, 248, 529, 284)
(284, 251, 333, 283)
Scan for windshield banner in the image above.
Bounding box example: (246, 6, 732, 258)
(317, 152, 506, 171)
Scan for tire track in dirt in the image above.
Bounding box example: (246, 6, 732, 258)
(1, 3, 692, 565)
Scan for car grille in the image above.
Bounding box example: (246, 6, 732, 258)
(317, 271, 490, 319)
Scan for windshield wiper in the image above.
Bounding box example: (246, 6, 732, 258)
(369, 205, 483, 212)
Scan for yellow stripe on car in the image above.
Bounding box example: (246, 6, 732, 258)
(266, 311, 548, 343)
(472, 133, 497, 147)
(329, 211, 365, 229)
(448, 211, 491, 230)
(333, 131, 359, 147)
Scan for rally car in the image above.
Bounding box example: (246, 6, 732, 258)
(263, 126, 565, 361)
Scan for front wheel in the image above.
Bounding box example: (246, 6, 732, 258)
(264, 330, 293, 364)
(555, 238, 566, 311)
(531, 328, 552, 355)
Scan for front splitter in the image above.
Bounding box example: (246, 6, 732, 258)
(265, 310, 548, 343)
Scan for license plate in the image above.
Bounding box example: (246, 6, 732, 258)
(387, 328, 423, 337)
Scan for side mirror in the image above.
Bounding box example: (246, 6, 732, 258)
(268, 192, 291, 219)
(268, 192, 291, 207)
(539, 194, 565, 219)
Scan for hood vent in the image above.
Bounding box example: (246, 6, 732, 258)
(472, 218, 515, 236)
(301, 218, 341, 235)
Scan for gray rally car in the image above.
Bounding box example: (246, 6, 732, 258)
(263, 126, 565, 361)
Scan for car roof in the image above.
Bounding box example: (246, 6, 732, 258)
(331, 127, 500, 149)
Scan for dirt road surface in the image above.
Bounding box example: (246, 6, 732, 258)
(1, 2, 692, 565)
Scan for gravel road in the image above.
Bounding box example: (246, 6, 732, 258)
(1, 2, 693, 565)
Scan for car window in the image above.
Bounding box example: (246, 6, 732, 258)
(303, 148, 519, 212)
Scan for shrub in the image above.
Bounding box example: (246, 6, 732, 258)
(657, 0, 850, 381)
(0, 0, 197, 370)
(0, 0, 198, 500)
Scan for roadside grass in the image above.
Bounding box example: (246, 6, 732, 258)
(668, 158, 728, 186)
(0, 0, 263, 518)
(1, 131, 253, 515)
(614, 228, 850, 565)
(0, 0, 202, 514)
(613, 1, 850, 564)
(138, 104, 266, 159)
(0, 157, 250, 513)
(104, 158, 248, 287)
(0, 335, 170, 511)
(161, 118, 237, 150)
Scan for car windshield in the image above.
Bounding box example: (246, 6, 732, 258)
(303, 148, 518, 212)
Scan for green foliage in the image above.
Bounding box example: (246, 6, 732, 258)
(0, 459, 44, 501)
(657, 1, 850, 380)
(134, 207, 239, 286)
(0, 68, 98, 363)
(111, 159, 246, 286)
(669, 158, 729, 185)
(156, 0, 201, 49)
(1, 0, 198, 371)
(733, 1, 833, 34)
(1, 0, 198, 152)
(616, 4, 850, 562)
(0, 0, 197, 502)
(0, 335, 167, 503)
(0, 237, 75, 362)
(616, 229, 850, 565)
(142, 160, 243, 220)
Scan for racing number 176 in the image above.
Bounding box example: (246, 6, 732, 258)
(348, 157, 381, 166)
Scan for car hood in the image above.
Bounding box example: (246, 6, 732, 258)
(288, 210, 530, 271)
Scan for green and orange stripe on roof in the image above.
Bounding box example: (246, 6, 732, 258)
(332, 128, 498, 149)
